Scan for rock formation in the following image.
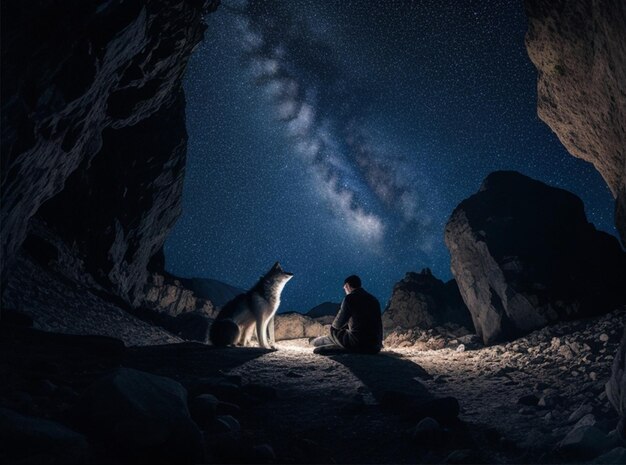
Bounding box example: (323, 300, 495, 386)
(274, 312, 326, 341)
(606, 326, 626, 437)
(382, 269, 473, 334)
(143, 272, 216, 318)
(524, 0, 626, 244)
(445, 171, 626, 345)
(0, 0, 217, 305)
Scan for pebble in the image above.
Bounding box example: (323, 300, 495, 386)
(252, 443, 276, 462)
(211, 415, 241, 433)
(599, 333, 609, 342)
(456, 344, 465, 352)
(573, 413, 596, 429)
(568, 403, 593, 423)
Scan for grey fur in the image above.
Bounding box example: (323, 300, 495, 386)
(209, 262, 293, 348)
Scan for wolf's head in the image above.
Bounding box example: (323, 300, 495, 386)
(265, 261, 293, 283)
(258, 262, 293, 301)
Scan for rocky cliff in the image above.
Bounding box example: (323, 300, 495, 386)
(382, 269, 473, 334)
(525, 0, 626, 244)
(1, 0, 218, 305)
(143, 273, 217, 318)
(445, 171, 626, 345)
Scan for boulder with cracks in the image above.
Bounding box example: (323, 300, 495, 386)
(445, 171, 626, 345)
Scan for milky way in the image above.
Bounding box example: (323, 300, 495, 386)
(165, 0, 616, 312)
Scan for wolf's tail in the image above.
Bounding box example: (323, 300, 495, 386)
(209, 319, 240, 347)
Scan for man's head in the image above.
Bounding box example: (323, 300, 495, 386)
(343, 275, 362, 294)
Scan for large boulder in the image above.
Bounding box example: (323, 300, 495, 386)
(445, 171, 626, 345)
(524, 0, 626, 245)
(606, 326, 626, 438)
(1, 0, 216, 304)
(274, 312, 325, 340)
(382, 268, 473, 333)
(74, 367, 203, 463)
(0, 407, 89, 464)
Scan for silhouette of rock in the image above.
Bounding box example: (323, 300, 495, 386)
(606, 326, 626, 437)
(0, 407, 89, 464)
(74, 367, 203, 463)
(445, 171, 626, 345)
(179, 277, 245, 308)
(306, 301, 340, 318)
(382, 268, 473, 333)
(0, 0, 215, 305)
(525, 0, 626, 244)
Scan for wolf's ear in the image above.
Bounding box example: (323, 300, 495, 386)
(272, 261, 282, 271)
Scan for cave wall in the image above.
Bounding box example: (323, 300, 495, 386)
(1, 0, 217, 304)
(524, 0, 626, 244)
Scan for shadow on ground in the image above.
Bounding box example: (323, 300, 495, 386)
(125, 343, 272, 380)
(329, 350, 433, 409)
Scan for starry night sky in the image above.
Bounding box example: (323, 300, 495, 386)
(164, 0, 617, 312)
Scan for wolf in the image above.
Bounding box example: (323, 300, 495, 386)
(209, 262, 293, 348)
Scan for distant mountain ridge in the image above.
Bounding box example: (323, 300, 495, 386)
(306, 301, 340, 318)
(179, 277, 245, 308)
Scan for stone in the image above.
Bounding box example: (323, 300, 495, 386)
(601, 333, 611, 342)
(594, 447, 626, 465)
(274, 312, 325, 340)
(215, 401, 242, 417)
(411, 396, 460, 425)
(518, 394, 539, 407)
(606, 326, 626, 438)
(74, 367, 203, 463)
(538, 393, 561, 410)
(574, 413, 596, 429)
(382, 269, 473, 333)
(189, 394, 219, 428)
(456, 344, 466, 352)
(210, 415, 241, 434)
(557, 425, 611, 460)
(445, 171, 626, 345)
(568, 403, 593, 423)
(252, 443, 276, 462)
(445, 449, 477, 464)
(0, 407, 88, 464)
(525, 0, 626, 243)
(411, 416, 443, 447)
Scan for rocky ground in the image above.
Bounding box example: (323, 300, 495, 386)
(2, 251, 183, 346)
(1, 304, 624, 464)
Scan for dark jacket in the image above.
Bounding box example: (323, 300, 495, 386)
(331, 287, 383, 352)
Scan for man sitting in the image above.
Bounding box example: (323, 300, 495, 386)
(311, 275, 383, 354)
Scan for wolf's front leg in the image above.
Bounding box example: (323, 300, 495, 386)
(267, 316, 276, 348)
(256, 317, 271, 349)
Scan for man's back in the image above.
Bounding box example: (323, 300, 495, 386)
(339, 287, 382, 350)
